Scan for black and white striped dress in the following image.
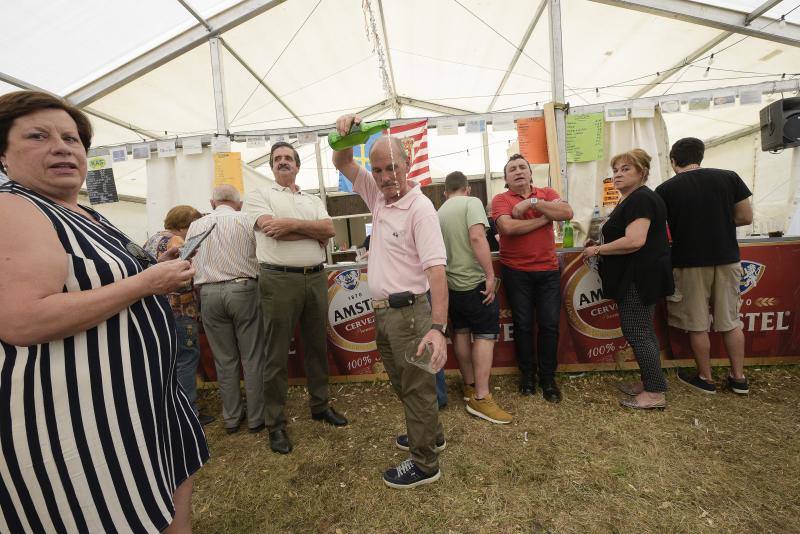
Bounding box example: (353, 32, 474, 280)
(0, 182, 209, 533)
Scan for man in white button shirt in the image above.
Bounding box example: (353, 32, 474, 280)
(244, 142, 348, 455)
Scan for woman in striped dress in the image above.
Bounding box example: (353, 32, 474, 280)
(0, 91, 209, 532)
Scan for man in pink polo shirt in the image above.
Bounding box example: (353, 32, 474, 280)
(333, 114, 448, 490)
(493, 154, 573, 403)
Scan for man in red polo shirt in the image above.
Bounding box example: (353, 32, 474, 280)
(493, 154, 573, 402)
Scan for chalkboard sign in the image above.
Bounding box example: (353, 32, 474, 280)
(86, 156, 118, 204)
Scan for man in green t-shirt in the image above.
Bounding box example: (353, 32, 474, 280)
(437, 171, 511, 424)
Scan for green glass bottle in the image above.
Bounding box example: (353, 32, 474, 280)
(562, 220, 574, 248)
(327, 120, 389, 150)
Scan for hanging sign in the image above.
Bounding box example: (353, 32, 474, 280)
(491, 114, 515, 132)
(213, 152, 243, 192)
(157, 140, 177, 158)
(659, 99, 681, 113)
(604, 106, 629, 122)
(212, 136, 231, 153)
(516, 117, 549, 164)
(246, 136, 266, 148)
(183, 136, 203, 155)
(132, 143, 151, 160)
(566, 113, 604, 163)
(86, 155, 118, 205)
(436, 118, 459, 136)
(110, 147, 127, 163)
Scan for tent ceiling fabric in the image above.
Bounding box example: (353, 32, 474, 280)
(0, 0, 241, 95)
(2, 0, 799, 185)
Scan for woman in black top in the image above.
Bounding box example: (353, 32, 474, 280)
(581, 149, 674, 410)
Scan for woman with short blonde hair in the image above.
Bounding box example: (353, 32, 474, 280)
(582, 148, 674, 410)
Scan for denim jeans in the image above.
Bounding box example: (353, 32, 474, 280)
(424, 290, 448, 408)
(501, 266, 561, 384)
(436, 369, 448, 408)
(174, 315, 201, 413)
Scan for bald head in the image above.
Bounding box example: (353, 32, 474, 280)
(211, 184, 242, 210)
(369, 136, 409, 165)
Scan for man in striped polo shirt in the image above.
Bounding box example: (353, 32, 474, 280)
(244, 142, 348, 455)
(187, 184, 265, 434)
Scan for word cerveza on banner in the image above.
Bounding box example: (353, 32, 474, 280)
(326, 269, 383, 375)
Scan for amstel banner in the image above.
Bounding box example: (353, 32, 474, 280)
(198, 240, 800, 382)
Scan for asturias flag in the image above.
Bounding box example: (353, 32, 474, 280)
(338, 131, 383, 192)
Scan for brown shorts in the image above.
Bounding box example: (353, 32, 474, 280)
(666, 263, 743, 332)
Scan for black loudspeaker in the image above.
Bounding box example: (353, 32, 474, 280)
(760, 96, 800, 151)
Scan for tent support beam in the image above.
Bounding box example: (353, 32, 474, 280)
(548, 0, 568, 197)
(396, 96, 470, 116)
(218, 39, 307, 127)
(176, 0, 214, 30)
(66, 0, 287, 107)
(744, 0, 784, 26)
(630, 0, 791, 98)
(0, 71, 162, 140)
(173, 0, 306, 127)
(86, 79, 798, 154)
(631, 31, 732, 99)
(587, 0, 800, 48)
(487, 0, 547, 112)
(704, 124, 761, 148)
(209, 38, 229, 134)
(482, 130, 492, 200)
(356, 100, 391, 118)
(376, 0, 401, 117)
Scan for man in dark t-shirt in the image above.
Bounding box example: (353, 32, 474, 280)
(655, 137, 753, 395)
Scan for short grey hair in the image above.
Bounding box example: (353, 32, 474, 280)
(212, 184, 241, 202)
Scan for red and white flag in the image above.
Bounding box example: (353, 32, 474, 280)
(387, 119, 431, 186)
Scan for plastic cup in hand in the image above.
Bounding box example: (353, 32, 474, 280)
(404, 337, 436, 374)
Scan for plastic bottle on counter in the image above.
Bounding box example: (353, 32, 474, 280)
(328, 120, 389, 150)
(589, 205, 604, 242)
(563, 220, 574, 248)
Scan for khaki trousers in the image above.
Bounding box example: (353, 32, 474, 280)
(375, 298, 443, 474)
(260, 268, 330, 430)
(200, 279, 265, 429)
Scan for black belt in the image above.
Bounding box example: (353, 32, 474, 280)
(261, 263, 324, 274)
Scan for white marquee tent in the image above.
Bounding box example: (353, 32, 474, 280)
(2, 0, 799, 242)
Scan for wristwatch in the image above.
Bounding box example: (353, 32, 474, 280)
(529, 197, 539, 206)
(430, 323, 447, 336)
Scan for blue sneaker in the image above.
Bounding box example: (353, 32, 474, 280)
(395, 434, 446, 453)
(383, 459, 441, 489)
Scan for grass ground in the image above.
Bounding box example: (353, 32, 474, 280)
(192, 366, 800, 533)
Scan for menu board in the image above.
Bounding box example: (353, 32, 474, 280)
(566, 113, 604, 163)
(213, 152, 244, 192)
(516, 117, 548, 164)
(86, 156, 118, 205)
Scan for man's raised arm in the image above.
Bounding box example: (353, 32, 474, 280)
(331, 114, 365, 187)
